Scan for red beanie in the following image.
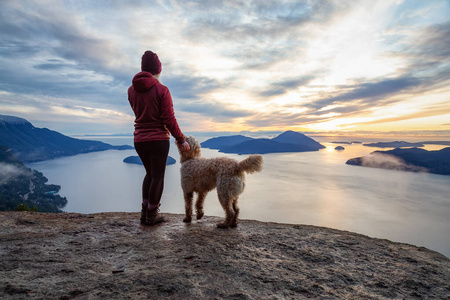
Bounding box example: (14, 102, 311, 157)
(141, 51, 162, 75)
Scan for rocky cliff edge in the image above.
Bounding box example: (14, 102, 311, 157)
(1, 212, 449, 299)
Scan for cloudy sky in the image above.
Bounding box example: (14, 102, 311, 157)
(0, 0, 449, 136)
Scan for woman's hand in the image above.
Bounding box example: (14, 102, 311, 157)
(181, 141, 190, 152)
(177, 139, 190, 152)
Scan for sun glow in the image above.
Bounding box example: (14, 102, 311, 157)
(305, 2, 406, 87)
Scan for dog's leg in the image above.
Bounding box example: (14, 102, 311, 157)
(183, 192, 194, 223)
(230, 198, 240, 228)
(195, 192, 206, 220)
(217, 195, 234, 229)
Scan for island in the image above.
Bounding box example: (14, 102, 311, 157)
(335, 146, 345, 151)
(346, 147, 450, 175)
(363, 141, 425, 148)
(331, 141, 352, 144)
(420, 141, 450, 146)
(0, 115, 133, 163)
(200, 135, 253, 149)
(330, 141, 361, 145)
(201, 131, 325, 154)
(123, 156, 176, 166)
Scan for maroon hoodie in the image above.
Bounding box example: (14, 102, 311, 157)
(128, 72, 184, 143)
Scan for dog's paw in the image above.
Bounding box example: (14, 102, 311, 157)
(183, 217, 192, 223)
(196, 212, 204, 220)
(216, 222, 230, 229)
(230, 222, 238, 228)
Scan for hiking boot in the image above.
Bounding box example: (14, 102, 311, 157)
(140, 203, 147, 224)
(144, 204, 165, 225)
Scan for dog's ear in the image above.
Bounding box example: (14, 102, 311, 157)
(179, 136, 201, 162)
(188, 136, 201, 157)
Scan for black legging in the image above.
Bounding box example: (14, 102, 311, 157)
(134, 140, 170, 206)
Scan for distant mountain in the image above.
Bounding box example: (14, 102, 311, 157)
(331, 141, 352, 144)
(272, 131, 325, 149)
(420, 141, 450, 146)
(363, 141, 425, 148)
(220, 139, 322, 154)
(123, 155, 176, 166)
(0, 146, 67, 212)
(201, 131, 325, 154)
(346, 147, 450, 175)
(0, 115, 133, 162)
(200, 135, 254, 149)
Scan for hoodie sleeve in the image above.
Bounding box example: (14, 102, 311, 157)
(159, 87, 185, 143)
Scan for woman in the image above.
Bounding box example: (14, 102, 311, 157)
(128, 50, 190, 225)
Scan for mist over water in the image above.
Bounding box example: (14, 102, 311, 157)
(28, 136, 450, 258)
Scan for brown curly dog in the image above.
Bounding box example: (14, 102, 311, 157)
(177, 136, 263, 228)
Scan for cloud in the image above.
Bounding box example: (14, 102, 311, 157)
(406, 21, 450, 67)
(359, 153, 428, 173)
(181, 0, 342, 70)
(384, 21, 450, 87)
(0, 162, 31, 185)
(0, 1, 131, 93)
(0, 1, 449, 134)
(184, 0, 339, 42)
(178, 100, 253, 123)
(293, 20, 450, 128)
(163, 75, 222, 100)
(244, 111, 316, 128)
(0, 2, 114, 65)
(307, 77, 422, 110)
(33, 61, 76, 71)
(258, 75, 316, 97)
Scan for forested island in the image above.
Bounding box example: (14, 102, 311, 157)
(201, 131, 325, 154)
(0, 146, 67, 212)
(346, 147, 450, 175)
(123, 156, 176, 166)
(363, 141, 450, 148)
(363, 141, 425, 148)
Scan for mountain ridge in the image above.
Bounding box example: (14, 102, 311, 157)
(0, 115, 133, 162)
(201, 130, 325, 154)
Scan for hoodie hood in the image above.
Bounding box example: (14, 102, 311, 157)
(132, 72, 159, 92)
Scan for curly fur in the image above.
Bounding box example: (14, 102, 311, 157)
(177, 136, 263, 228)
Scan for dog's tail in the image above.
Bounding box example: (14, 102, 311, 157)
(239, 155, 263, 174)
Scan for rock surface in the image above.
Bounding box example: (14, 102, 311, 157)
(1, 211, 449, 299)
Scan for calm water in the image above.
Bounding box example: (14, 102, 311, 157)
(28, 136, 450, 258)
